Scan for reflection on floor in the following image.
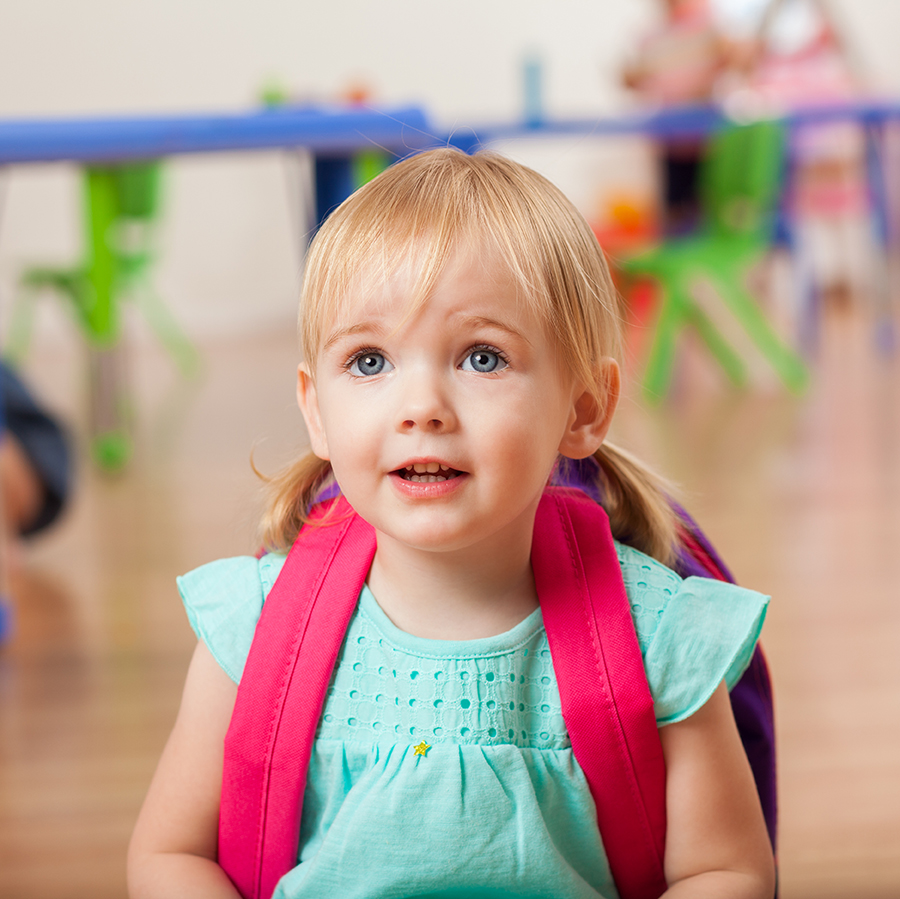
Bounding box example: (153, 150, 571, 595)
(1, 298, 898, 899)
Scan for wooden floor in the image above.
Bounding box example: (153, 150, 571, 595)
(1, 293, 899, 898)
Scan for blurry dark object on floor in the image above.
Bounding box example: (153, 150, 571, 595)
(1, 360, 72, 539)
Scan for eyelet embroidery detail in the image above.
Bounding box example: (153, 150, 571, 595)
(315, 542, 680, 749)
(317, 612, 568, 749)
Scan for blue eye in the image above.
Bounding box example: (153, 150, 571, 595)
(462, 349, 506, 373)
(350, 352, 392, 377)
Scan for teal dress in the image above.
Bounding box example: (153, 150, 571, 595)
(179, 542, 768, 899)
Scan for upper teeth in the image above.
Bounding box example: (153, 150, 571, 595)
(410, 462, 450, 474)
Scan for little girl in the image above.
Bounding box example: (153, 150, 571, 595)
(128, 149, 775, 898)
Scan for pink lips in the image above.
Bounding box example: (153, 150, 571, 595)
(390, 460, 467, 499)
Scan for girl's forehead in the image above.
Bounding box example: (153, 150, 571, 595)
(311, 250, 554, 361)
(336, 250, 537, 321)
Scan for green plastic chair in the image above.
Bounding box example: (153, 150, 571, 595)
(6, 161, 199, 469)
(620, 120, 809, 402)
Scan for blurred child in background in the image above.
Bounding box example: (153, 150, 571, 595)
(745, 0, 868, 303)
(621, 0, 732, 234)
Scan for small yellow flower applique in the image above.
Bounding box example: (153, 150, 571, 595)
(413, 741, 432, 757)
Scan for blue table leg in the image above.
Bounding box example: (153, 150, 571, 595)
(774, 137, 820, 355)
(864, 119, 897, 353)
(0, 389, 11, 643)
(314, 155, 355, 229)
(1, 167, 13, 641)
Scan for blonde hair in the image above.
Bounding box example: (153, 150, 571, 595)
(260, 148, 679, 565)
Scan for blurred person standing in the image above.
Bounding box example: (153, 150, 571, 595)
(622, 0, 732, 234)
(745, 0, 867, 303)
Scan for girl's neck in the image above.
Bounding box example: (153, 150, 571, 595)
(366, 532, 539, 641)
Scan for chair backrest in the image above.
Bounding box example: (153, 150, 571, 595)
(114, 161, 162, 220)
(93, 161, 163, 272)
(699, 121, 786, 242)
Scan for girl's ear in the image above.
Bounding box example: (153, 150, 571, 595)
(296, 363, 330, 460)
(558, 358, 621, 460)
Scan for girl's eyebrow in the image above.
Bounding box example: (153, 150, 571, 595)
(322, 320, 387, 351)
(456, 314, 533, 346)
(322, 314, 533, 350)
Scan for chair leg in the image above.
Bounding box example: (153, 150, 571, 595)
(87, 343, 132, 471)
(689, 301, 749, 388)
(711, 267, 810, 394)
(134, 283, 201, 378)
(3, 285, 39, 365)
(641, 286, 690, 403)
(83, 169, 120, 344)
(641, 275, 751, 400)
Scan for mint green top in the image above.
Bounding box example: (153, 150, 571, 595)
(179, 542, 768, 899)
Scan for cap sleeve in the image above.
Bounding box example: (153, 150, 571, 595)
(616, 541, 769, 726)
(644, 576, 769, 726)
(177, 553, 287, 684)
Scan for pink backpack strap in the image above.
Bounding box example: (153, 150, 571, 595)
(534, 488, 668, 899)
(218, 497, 375, 899)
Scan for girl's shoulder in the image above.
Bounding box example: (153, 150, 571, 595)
(615, 540, 769, 725)
(177, 553, 287, 684)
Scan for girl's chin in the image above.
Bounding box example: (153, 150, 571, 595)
(370, 515, 488, 556)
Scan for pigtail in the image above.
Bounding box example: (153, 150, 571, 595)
(592, 442, 680, 568)
(257, 451, 334, 553)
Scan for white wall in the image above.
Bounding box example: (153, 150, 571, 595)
(0, 0, 897, 342)
(0, 0, 650, 120)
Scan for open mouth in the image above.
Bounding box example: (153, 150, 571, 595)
(396, 462, 464, 483)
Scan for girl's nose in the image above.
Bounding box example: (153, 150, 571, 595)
(396, 371, 458, 433)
